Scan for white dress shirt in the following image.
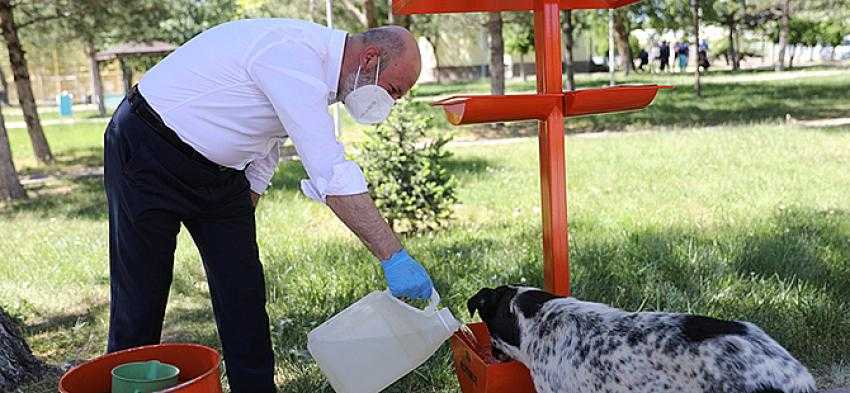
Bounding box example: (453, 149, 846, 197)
(139, 18, 367, 201)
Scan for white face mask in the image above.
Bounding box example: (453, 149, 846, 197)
(343, 60, 394, 124)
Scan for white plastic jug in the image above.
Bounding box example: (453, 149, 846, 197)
(307, 289, 460, 393)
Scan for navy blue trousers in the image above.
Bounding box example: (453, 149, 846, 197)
(104, 96, 276, 392)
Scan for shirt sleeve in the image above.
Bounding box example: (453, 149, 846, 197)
(245, 139, 281, 194)
(247, 41, 368, 203)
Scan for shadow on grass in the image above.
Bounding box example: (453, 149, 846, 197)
(567, 208, 850, 369)
(731, 208, 850, 302)
(23, 301, 109, 336)
(2, 177, 107, 220)
(53, 146, 103, 168)
(18, 146, 103, 177)
(578, 81, 850, 131)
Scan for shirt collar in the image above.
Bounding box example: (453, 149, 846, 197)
(326, 28, 347, 104)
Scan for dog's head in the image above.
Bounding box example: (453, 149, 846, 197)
(467, 285, 561, 362)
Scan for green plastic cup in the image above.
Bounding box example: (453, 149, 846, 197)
(111, 360, 180, 393)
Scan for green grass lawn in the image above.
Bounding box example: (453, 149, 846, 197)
(2, 70, 850, 391)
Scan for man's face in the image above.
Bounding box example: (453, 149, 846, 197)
(338, 45, 419, 102)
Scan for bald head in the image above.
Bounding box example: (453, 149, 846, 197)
(337, 25, 422, 102)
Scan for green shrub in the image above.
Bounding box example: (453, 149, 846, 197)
(357, 96, 457, 233)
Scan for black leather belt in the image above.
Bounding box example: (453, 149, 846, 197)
(127, 85, 238, 173)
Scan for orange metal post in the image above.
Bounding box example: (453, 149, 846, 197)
(534, 0, 570, 297)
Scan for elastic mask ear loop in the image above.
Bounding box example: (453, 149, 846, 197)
(374, 59, 381, 86)
(353, 65, 361, 89)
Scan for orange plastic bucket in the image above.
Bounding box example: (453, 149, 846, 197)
(59, 343, 222, 393)
(450, 322, 536, 393)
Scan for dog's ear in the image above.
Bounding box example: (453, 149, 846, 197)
(468, 288, 495, 317)
(515, 289, 561, 318)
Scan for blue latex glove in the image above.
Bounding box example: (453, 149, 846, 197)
(381, 249, 434, 300)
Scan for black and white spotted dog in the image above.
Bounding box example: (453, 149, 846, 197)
(467, 285, 816, 393)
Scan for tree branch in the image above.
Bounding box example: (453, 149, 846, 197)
(17, 12, 62, 28)
(339, 0, 368, 28)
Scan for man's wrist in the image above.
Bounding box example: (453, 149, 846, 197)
(381, 248, 408, 264)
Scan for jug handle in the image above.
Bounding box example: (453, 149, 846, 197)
(387, 289, 441, 313)
(425, 289, 441, 313)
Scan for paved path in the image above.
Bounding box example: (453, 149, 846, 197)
(799, 117, 850, 128)
(5, 117, 108, 129)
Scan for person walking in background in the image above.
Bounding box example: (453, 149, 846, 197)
(638, 48, 649, 72)
(698, 39, 710, 73)
(677, 40, 689, 73)
(649, 42, 661, 73)
(659, 41, 670, 72)
(672, 41, 680, 71)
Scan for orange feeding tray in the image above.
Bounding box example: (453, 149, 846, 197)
(432, 94, 563, 125)
(432, 85, 671, 125)
(58, 343, 222, 393)
(564, 85, 672, 117)
(451, 323, 535, 393)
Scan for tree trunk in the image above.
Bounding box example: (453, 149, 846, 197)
(487, 12, 505, 95)
(789, 44, 795, 68)
(563, 10, 576, 91)
(0, 0, 53, 165)
(775, 0, 790, 71)
(608, 9, 615, 86)
(734, 23, 742, 68)
(119, 57, 132, 96)
(397, 15, 411, 29)
(0, 66, 9, 105)
(87, 41, 106, 117)
(425, 36, 442, 83)
(519, 52, 527, 82)
(0, 105, 25, 200)
(692, 0, 701, 96)
(728, 13, 740, 71)
(364, 0, 379, 28)
(612, 9, 633, 75)
(387, 0, 394, 24)
(0, 307, 53, 390)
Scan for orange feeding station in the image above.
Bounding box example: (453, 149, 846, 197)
(394, 0, 669, 392)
